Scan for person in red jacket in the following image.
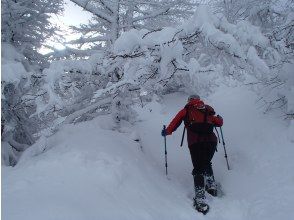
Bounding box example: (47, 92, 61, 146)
(161, 94, 223, 213)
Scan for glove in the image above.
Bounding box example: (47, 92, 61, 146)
(216, 115, 223, 127)
(161, 129, 167, 137)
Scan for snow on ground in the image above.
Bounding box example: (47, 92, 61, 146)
(2, 116, 196, 220)
(2, 85, 294, 220)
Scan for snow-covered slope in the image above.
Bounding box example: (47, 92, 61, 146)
(2, 85, 294, 220)
(135, 85, 294, 220)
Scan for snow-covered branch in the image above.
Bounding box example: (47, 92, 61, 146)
(67, 0, 196, 52)
(71, 0, 114, 22)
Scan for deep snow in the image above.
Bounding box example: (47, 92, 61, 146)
(2, 85, 294, 220)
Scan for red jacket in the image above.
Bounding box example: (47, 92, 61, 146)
(166, 99, 223, 147)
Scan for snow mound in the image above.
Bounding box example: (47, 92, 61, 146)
(2, 115, 197, 220)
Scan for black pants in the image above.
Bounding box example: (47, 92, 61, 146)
(189, 142, 216, 188)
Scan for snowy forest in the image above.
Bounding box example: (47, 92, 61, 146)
(2, 0, 294, 219)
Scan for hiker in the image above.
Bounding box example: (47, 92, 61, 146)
(161, 94, 223, 214)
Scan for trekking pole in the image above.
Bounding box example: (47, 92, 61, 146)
(214, 127, 220, 152)
(163, 125, 168, 176)
(214, 127, 221, 144)
(180, 126, 186, 147)
(220, 127, 230, 170)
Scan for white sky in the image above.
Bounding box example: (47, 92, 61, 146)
(57, 0, 92, 26)
(40, 0, 92, 54)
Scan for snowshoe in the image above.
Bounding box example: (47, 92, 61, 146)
(193, 198, 209, 215)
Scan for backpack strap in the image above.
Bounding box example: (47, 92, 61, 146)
(184, 104, 190, 126)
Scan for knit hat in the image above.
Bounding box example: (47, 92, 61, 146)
(188, 94, 200, 101)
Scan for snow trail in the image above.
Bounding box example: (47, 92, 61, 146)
(135, 84, 294, 220)
(2, 85, 294, 220)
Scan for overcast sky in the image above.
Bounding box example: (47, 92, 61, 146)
(40, 0, 92, 53)
(59, 0, 92, 26)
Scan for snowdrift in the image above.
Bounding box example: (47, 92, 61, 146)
(2, 116, 196, 220)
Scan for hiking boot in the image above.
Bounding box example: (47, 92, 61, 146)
(193, 198, 209, 214)
(193, 187, 209, 214)
(205, 175, 217, 197)
(193, 186, 205, 204)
